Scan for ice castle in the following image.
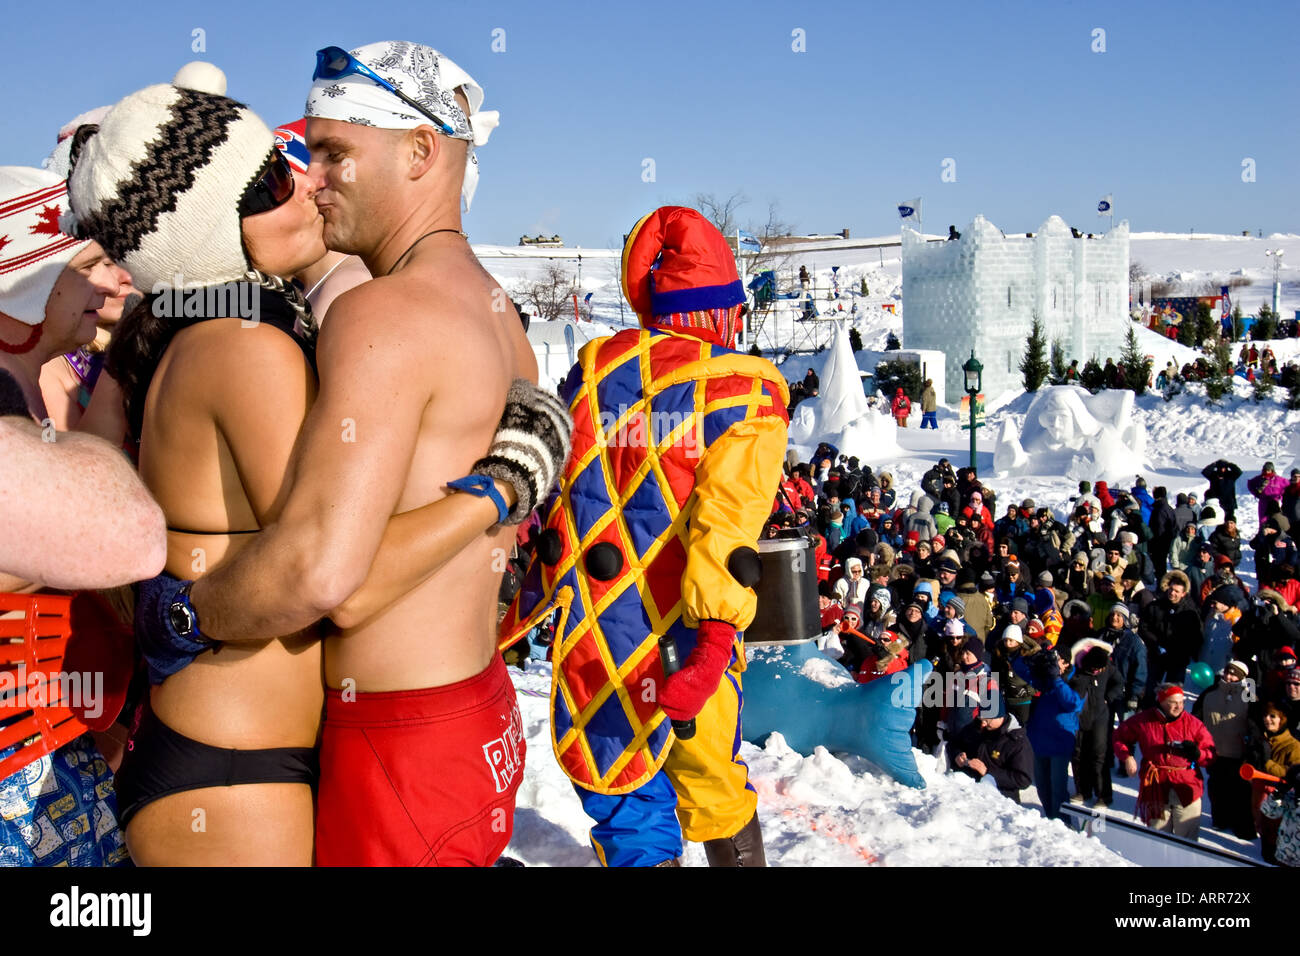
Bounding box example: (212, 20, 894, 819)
(901, 215, 1130, 403)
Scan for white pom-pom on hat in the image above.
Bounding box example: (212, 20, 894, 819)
(172, 61, 228, 95)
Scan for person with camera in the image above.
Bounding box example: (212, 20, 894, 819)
(1114, 683, 1216, 839)
(1012, 643, 1083, 820)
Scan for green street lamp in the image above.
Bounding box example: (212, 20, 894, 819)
(962, 350, 983, 471)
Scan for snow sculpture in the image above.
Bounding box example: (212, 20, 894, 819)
(787, 322, 905, 463)
(992, 385, 1148, 481)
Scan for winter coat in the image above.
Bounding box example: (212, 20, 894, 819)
(948, 715, 1034, 801)
(1192, 678, 1252, 760)
(1201, 460, 1242, 512)
(993, 636, 1042, 706)
(1131, 486, 1154, 525)
(1105, 626, 1150, 704)
(1199, 612, 1235, 675)
(891, 392, 912, 417)
(960, 585, 994, 641)
(1114, 708, 1215, 821)
(1067, 638, 1125, 729)
(903, 496, 937, 542)
(1263, 728, 1300, 779)
(1149, 498, 1178, 546)
(1259, 789, 1300, 867)
(1139, 595, 1202, 682)
(1282, 483, 1300, 529)
(1168, 533, 1196, 572)
(1248, 471, 1287, 524)
(1012, 653, 1083, 758)
(921, 385, 937, 413)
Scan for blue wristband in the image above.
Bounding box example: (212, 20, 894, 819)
(447, 474, 510, 524)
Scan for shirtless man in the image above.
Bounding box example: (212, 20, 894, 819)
(154, 41, 561, 866)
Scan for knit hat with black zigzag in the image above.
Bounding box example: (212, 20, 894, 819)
(470, 380, 573, 524)
(62, 84, 276, 293)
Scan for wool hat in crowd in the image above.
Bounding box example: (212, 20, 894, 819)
(1122, 563, 1141, 583)
(1010, 597, 1030, 616)
(869, 587, 891, 611)
(1002, 624, 1023, 645)
(1025, 619, 1046, 640)
(1071, 552, 1088, 568)
(979, 689, 1007, 722)
(1108, 603, 1130, 622)
(844, 604, 863, 622)
(1037, 570, 1053, 586)
(63, 71, 277, 293)
(0, 167, 91, 325)
(1157, 684, 1185, 704)
(1224, 660, 1250, 679)
(980, 571, 996, 591)
(963, 636, 986, 662)
(943, 619, 965, 638)
(945, 596, 966, 615)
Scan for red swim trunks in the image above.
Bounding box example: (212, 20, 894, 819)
(315, 654, 524, 866)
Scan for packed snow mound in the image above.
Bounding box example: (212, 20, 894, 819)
(505, 660, 1129, 866)
(993, 385, 1148, 482)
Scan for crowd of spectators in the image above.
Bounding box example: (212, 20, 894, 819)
(766, 444, 1300, 861)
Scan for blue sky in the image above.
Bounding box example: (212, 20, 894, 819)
(5, 0, 1296, 247)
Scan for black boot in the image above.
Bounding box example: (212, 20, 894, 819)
(703, 813, 767, 867)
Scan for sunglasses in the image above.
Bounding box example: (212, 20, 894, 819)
(239, 149, 295, 217)
(314, 46, 457, 136)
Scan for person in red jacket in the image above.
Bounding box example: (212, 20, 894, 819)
(891, 387, 912, 427)
(1114, 683, 1216, 839)
(855, 630, 910, 684)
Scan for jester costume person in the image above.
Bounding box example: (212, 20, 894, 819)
(500, 207, 789, 866)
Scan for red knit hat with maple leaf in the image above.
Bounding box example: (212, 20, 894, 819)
(0, 167, 90, 326)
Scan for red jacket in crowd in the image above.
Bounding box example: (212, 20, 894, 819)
(1114, 707, 1215, 823)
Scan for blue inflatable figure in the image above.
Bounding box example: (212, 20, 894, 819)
(742, 641, 930, 789)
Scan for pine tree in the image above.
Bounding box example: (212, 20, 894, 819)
(1119, 325, 1151, 395)
(1195, 302, 1216, 347)
(1231, 303, 1244, 341)
(860, 278, 869, 296)
(1253, 374, 1275, 403)
(1204, 338, 1233, 405)
(1048, 339, 1067, 385)
(849, 327, 863, 352)
(1020, 315, 1050, 392)
(1079, 357, 1105, 393)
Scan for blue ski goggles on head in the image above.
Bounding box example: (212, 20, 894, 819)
(313, 46, 457, 136)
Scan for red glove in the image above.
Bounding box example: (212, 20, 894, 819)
(660, 620, 736, 722)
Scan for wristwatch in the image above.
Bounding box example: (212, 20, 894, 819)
(168, 582, 218, 648)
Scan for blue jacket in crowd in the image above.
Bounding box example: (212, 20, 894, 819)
(1012, 654, 1084, 758)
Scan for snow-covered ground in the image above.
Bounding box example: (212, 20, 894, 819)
(490, 232, 1293, 867)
